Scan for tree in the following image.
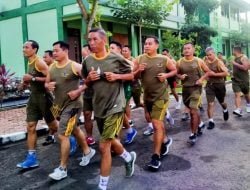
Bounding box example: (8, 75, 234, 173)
(180, 0, 219, 24)
(179, 0, 219, 56)
(76, 0, 102, 38)
(162, 30, 201, 59)
(181, 23, 217, 54)
(111, 0, 178, 54)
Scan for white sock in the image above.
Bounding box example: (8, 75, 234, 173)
(223, 109, 228, 112)
(28, 150, 36, 155)
(120, 150, 132, 163)
(199, 121, 204, 127)
(98, 176, 109, 190)
(209, 118, 214, 123)
(126, 127, 133, 134)
(148, 122, 153, 129)
(166, 110, 170, 118)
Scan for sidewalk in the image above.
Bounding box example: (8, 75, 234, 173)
(0, 107, 47, 145)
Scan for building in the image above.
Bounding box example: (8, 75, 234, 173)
(0, 0, 249, 77)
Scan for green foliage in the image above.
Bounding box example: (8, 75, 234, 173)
(111, 0, 177, 26)
(180, 0, 219, 24)
(0, 64, 15, 89)
(162, 30, 201, 59)
(181, 23, 218, 56)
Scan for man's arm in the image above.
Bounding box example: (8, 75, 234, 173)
(157, 58, 177, 82)
(23, 59, 48, 82)
(196, 59, 211, 85)
(232, 56, 249, 71)
(209, 60, 229, 78)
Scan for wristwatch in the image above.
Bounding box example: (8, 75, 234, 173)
(31, 77, 36, 82)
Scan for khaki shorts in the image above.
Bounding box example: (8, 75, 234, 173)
(83, 98, 93, 112)
(59, 107, 82, 136)
(182, 86, 202, 109)
(95, 113, 124, 142)
(206, 82, 226, 103)
(26, 93, 54, 123)
(232, 79, 249, 95)
(145, 99, 168, 121)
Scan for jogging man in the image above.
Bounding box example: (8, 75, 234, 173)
(46, 41, 95, 180)
(42, 50, 57, 146)
(83, 28, 136, 190)
(81, 44, 96, 145)
(231, 46, 250, 116)
(176, 42, 210, 145)
(204, 47, 229, 129)
(134, 36, 176, 170)
(110, 41, 137, 145)
(17, 40, 58, 169)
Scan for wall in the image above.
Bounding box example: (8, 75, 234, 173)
(27, 9, 58, 62)
(0, 17, 25, 77)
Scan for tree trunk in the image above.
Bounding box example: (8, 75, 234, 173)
(87, 0, 99, 32)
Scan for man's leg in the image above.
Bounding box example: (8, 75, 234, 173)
(152, 119, 165, 156)
(84, 110, 96, 145)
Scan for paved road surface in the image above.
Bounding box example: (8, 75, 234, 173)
(0, 84, 250, 190)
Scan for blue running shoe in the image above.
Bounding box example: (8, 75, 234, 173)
(16, 153, 39, 169)
(69, 136, 77, 156)
(124, 128, 137, 144)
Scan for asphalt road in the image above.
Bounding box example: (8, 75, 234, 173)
(0, 84, 250, 190)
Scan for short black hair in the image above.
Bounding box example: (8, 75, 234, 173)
(44, 50, 53, 57)
(123, 45, 131, 50)
(110, 41, 122, 49)
(162, 48, 169, 53)
(53, 41, 69, 50)
(83, 44, 90, 49)
(146, 36, 159, 44)
(183, 42, 194, 47)
(233, 46, 242, 53)
(89, 28, 107, 38)
(27, 40, 39, 53)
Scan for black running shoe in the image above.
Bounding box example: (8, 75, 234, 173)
(160, 138, 173, 157)
(187, 134, 197, 146)
(223, 110, 229, 121)
(197, 127, 203, 136)
(148, 154, 161, 171)
(207, 121, 215, 130)
(42, 135, 56, 146)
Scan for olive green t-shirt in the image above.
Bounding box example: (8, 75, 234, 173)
(49, 61, 82, 110)
(233, 54, 249, 82)
(28, 57, 46, 94)
(177, 57, 203, 87)
(204, 58, 225, 84)
(82, 52, 131, 118)
(137, 54, 169, 102)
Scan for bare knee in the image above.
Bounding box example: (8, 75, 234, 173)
(27, 122, 37, 133)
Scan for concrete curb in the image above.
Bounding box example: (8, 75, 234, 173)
(0, 125, 48, 146)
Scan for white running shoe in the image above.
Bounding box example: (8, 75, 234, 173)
(49, 166, 67, 180)
(246, 104, 250, 113)
(233, 109, 243, 117)
(79, 148, 96, 166)
(143, 127, 154, 136)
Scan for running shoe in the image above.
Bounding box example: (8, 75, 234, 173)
(148, 154, 161, 170)
(233, 109, 243, 117)
(125, 151, 137, 177)
(79, 148, 96, 166)
(42, 135, 56, 146)
(49, 166, 67, 180)
(16, 153, 39, 169)
(143, 126, 154, 136)
(124, 128, 137, 144)
(160, 138, 173, 156)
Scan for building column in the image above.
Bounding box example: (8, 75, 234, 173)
(130, 24, 138, 56)
(56, 5, 64, 40)
(21, 0, 28, 72)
